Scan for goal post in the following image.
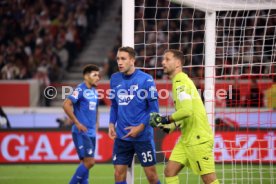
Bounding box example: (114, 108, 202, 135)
(122, 0, 135, 184)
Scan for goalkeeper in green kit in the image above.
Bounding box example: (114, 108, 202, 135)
(150, 49, 219, 184)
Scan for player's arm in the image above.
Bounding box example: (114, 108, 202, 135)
(139, 77, 159, 128)
(150, 83, 193, 133)
(96, 102, 99, 133)
(63, 98, 87, 132)
(171, 89, 193, 121)
(108, 83, 117, 139)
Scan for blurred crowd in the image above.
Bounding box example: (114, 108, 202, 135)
(1, 0, 274, 82)
(0, 0, 108, 82)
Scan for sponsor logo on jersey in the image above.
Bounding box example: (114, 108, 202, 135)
(118, 94, 135, 105)
(83, 89, 96, 99)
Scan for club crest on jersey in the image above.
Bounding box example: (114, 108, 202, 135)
(130, 84, 138, 91)
(87, 149, 93, 155)
(118, 94, 135, 105)
(176, 85, 186, 93)
(149, 86, 156, 91)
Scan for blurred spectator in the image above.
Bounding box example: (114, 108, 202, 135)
(33, 66, 50, 106)
(56, 41, 69, 71)
(264, 77, 276, 109)
(1, 62, 20, 79)
(0, 107, 11, 129)
(56, 116, 72, 129)
(245, 79, 264, 107)
(103, 51, 118, 79)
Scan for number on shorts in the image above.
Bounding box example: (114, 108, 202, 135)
(141, 151, 153, 163)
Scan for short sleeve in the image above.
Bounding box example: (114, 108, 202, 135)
(67, 87, 82, 104)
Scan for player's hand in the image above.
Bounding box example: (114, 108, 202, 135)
(122, 124, 145, 139)
(75, 122, 87, 132)
(108, 123, 117, 140)
(157, 123, 175, 134)
(157, 121, 182, 134)
(150, 112, 170, 127)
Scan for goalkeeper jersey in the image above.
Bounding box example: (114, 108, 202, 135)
(171, 72, 213, 146)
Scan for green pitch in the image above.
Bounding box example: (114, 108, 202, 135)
(0, 164, 275, 184)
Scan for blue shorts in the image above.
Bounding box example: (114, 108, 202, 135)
(112, 138, 156, 167)
(72, 132, 96, 160)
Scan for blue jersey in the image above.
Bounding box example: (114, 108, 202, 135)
(67, 82, 98, 137)
(109, 69, 159, 141)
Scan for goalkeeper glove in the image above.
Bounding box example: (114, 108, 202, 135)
(150, 112, 170, 127)
(157, 121, 182, 134)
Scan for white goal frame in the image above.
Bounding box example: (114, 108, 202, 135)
(122, 0, 135, 183)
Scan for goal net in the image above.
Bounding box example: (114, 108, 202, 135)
(123, 0, 276, 183)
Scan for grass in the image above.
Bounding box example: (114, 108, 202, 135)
(0, 164, 275, 184)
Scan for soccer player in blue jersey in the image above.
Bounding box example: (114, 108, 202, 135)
(63, 64, 100, 184)
(108, 46, 161, 184)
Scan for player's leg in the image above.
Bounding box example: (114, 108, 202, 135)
(80, 167, 89, 184)
(164, 160, 184, 183)
(70, 133, 95, 184)
(80, 157, 94, 184)
(164, 141, 187, 184)
(134, 140, 160, 184)
(201, 173, 219, 184)
(114, 165, 128, 183)
(70, 132, 88, 184)
(143, 165, 160, 184)
(186, 141, 219, 184)
(113, 139, 135, 184)
(81, 136, 96, 184)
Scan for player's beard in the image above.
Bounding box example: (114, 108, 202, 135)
(121, 65, 134, 75)
(88, 77, 98, 87)
(163, 67, 170, 75)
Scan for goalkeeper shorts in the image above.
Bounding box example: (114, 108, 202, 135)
(169, 140, 215, 175)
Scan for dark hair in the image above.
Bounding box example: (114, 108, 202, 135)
(118, 46, 136, 59)
(82, 64, 99, 75)
(164, 49, 185, 65)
